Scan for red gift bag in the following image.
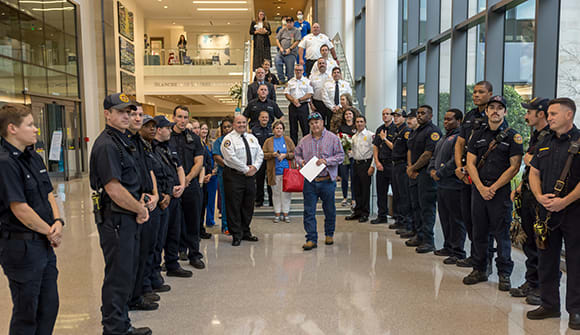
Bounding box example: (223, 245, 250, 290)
(282, 162, 304, 192)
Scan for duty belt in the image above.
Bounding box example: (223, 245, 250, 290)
(354, 158, 372, 164)
(0, 231, 47, 241)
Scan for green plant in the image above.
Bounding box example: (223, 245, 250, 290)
(229, 83, 242, 108)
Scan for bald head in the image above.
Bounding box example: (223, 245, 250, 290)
(233, 114, 247, 134)
(382, 108, 393, 124)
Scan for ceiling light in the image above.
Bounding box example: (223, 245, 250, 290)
(193, 1, 247, 3)
(20, 0, 66, 3)
(32, 7, 74, 11)
(197, 8, 248, 11)
(227, 22, 231, 24)
(277, 6, 280, 8)
(228, 72, 243, 75)
(172, 22, 175, 24)
(276, 12, 280, 15)
(164, 5, 168, 8)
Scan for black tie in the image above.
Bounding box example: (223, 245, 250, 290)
(334, 81, 340, 105)
(242, 134, 252, 165)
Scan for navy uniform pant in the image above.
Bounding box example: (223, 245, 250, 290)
(352, 159, 372, 217)
(415, 171, 437, 246)
(375, 159, 392, 219)
(437, 187, 467, 258)
(97, 211, 140, 335)
(164, 198, 183, 272)
(0, 239, 58, 335)
(409, 180, 420, 234)
(460, 185, 473, 246)
(471, 184, 514, 276)
(223, 168, 256, 240)
(289, 103, 310, 145)
(144, 206, 169, 292)
(520, 187, 539, 287)
(255, 163, 272, 206)
(392, 163, 412, 230)
(538, 205, 580, 313)
(180, 183, 203, 261)
(131, 208, 160, 304)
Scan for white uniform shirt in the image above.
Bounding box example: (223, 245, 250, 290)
(351, 128, 375, 161)
(308, 71, 332, 101)
(322, 79, 352, 109)
(221, 131, 264, 173)
(298, 33, 334, 60)
(310, 57, 338, 76)
(284, 77, 314, 101)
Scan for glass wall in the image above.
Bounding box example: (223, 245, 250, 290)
(465, 22, 486, 111)
(418, 51, 425, 106)
(440, 0, 452, 32)
(439, 39, 451, 128)
(419, 0, 427, 44)
(401, 60, 407, 110)
(558, 0, 580, 124)
(401, 0, 408, 54)
(468, 0, 486, 17)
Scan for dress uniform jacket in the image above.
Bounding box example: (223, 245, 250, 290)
(285, 77, 314, 101)
(221, 131, 264, 173)
(322, 79, 352, 110)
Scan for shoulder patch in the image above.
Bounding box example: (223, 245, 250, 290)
(513, 134, 523, 145)
(224, 140, 231, 148)
(539, 147, 549, 151)
(404, 131, 410, 140)
(430, 132, 440, 141)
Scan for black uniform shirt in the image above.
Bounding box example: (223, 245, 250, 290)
(169, 128, 204, 175)
(0, 139, 54, 233)
(522, 125, 550, 184)
(129, 132, 154, 194)
(90, 125, 142, 200)
(408, 122, 442, 169)
(153, 140, 181, 191)
(373, 122, 397, 161)
(468, 120, 524, 181)
(531, 126, 580, 201)
(459, 107, 488, 141)
(338, 123, 356, 137)
(243, 98, 283, 129)
(142, 138, 170, 195)
(392, 123, 412, 162)
(251, 124, 274, 147)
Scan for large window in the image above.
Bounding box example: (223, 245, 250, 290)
(465, 22, 486, 111)
(440, 0, 452, 32)
(558, 0, 580, 124)
(401, 60, 407, 110)
(419, 0, 427, 44)
(402, 0, 408, 54)
(418, 51, 426, 106)
(468, 0, 486, 17)
(439, 39, 451, 128)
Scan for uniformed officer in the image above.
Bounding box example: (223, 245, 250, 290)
(371, 108, 397, 225)
(509, 97, 550, 304)
(390, 109, 414, 236)
(463, 95, 523, 291)
(285, 64, 314, 144)
(243, 84, 284, 129)
(346, 115, 375, 222)
(251, 111, 274, 207)
(454, 80, 493, 268)
(308, 57, 332, 125)
(526, 98, 580, 330)
(405, 105, 442, 254)
(321, 67, 352, 129)
(89, 93, 152, 335)
(169, 105, 205, 270)
(152, 116, 192, 278)
(221, 115, 264, 246)
(0, 104, 63, 335)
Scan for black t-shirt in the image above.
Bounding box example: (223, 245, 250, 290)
(169, 128, 204, 175)
(392, 123, 412, 161)
(0, 139, 54, 233)
(408, 122, 442, 169)
(251, 124, 274, 147)
(467, 120, 524, 182)
(373, 122, 397, 161)
(243, 98, 284, 129)
(338, 123, 356, 137)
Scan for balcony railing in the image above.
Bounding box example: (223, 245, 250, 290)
(144, 47, 244, 66)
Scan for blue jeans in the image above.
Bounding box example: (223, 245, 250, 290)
(275, 52, 296, 82)
(339, 163, 353, 200)
(303, 179, 337, 242)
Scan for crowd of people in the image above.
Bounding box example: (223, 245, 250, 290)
(1, 9, 580, 335)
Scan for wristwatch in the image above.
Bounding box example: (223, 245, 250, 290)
(53, 218, 65, 227)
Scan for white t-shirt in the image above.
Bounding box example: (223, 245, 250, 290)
(298, 33, 335, 60)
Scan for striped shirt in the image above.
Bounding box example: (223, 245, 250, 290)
(295, 129, 345, 180)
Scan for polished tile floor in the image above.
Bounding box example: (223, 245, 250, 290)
(0, 178, 576, 335)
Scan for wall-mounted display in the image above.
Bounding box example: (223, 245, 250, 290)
(119, 37, 135, 73)
(197, 34, 231, 64)
(121, 71, 136, 95)
(118, 1, 134, 41)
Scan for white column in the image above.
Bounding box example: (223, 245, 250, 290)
(321, 0, 343, 39)
(365, 0, 398, 131)
(342, 0, 355, 73)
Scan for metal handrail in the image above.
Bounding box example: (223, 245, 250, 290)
(241, 40, 252, 109)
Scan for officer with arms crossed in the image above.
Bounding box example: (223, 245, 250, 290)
(462, 95, 523, 291)
(527, 98, 580, 330)
(0, 104, 63, 335)
(221, 115, 263, 246)
(89, 93, 152, 335)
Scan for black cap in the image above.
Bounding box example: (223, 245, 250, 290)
(153, 115, 172, 128)
(392, 108, 407, 117)
(103, 93, 137, 111)
(407, 108, 417, 118)
(521, 97, 549, 112)
(308, 112, 323, 121)
(488, 95, 507, 109)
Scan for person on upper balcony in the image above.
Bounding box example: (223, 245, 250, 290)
(275, 16, 301, 85)
(177, 35, 187, 65)
(298, 23, 338, 76)
(248, 67, 276, 102)
(250, 10, 272, 71)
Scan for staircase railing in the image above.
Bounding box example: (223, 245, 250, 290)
(332, 33, 359, 109)
(241, 40, 252, 110)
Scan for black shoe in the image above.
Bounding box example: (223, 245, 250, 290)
(569, 313, 580, 330)
(370, 217, 388, 224)
(143, 292, 160, 302)
(179, 251, 188, 261)
(463, 270, 488, 285)
(510, 281, 533, 298)
(416, 244, 435, 254)
(498, 274, 511, 291)
(405, 237, 421, 247)
(345, 214, 360, 221)
(166, 267, 193, 278)
(242, 235, 259, 242)
(153, 284, 171, 293)
(443, 256, 458, 265)
(400, 231, 416, 239)
(395, 228, 408, 235)
(526, 306, 560, 320)
(129, 300, 159, 311)
(127, 326, 152, 335)
(189, 258, 205, 269)
(433, 248, 452, 257)
(200, 232, 212, 239)
(358, 216, 369, 223)
(388, 223, 404, 230)
(525, 290, 542, 306)
(255, 202, 263, 208)
(232, 239, 241, 246)
(456, 256, 474, 268)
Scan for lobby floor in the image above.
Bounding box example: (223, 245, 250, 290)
(0, 178, 575, 335)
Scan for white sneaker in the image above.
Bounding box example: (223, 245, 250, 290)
(284, 216, 291, 223)
(351, 200, 356, 208)
(273, 216, 280, 223)
(341, 199, 348, 207)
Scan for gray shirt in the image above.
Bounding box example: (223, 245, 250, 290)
(277, 27, 301, 55)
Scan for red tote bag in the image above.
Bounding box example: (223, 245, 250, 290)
(282, 161, 304, 192)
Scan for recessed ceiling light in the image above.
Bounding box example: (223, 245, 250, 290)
(227, 22, 231, 24)
(277, 6, 280, 8)
(197, 8, 248, 11)
(172, 22, 175, 24)
(276, 12, 280, 15)
(164, 5, 168, 8)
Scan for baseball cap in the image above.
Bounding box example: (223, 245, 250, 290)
(521, 97, 549, 112)
(407, 108, 417, 118)
(103, 93, 137, 111)
(153, 115, 172, 128)
(488, 95, 507, 109)
(308, 112, 324, 121)
(392, 108, 408, 117)
(142, 114, 156, 125)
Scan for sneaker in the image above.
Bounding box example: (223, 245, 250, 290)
(498, 274, 511, 291)
(284, 216, 291, 223)
(510, 281, 533, 298)
(463, 270, 488, 285)
(325, 236, 334, 245)
(303, 241, 318, 250)
(456, 256, 474, 268)
(341, 199, 348, 207)
(273, 216, 280, 223)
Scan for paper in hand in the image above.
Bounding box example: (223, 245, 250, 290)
(300, 156, 326, 182)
